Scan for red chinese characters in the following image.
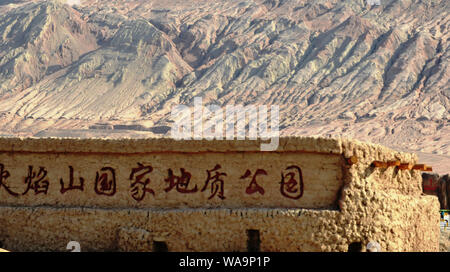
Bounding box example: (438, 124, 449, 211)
(280, 165, 304, 199)
(0, 163, 19, 197)
(23, 166, 49, 195)
(164, 168, 198, 193)
(0, 162, 307, 202)
(95, 167, 116, 196)
(201, 164, 227, 200)
(60, 166, 85, 194)
(240, 169, 266, 195)
(129, 163, 155, 201)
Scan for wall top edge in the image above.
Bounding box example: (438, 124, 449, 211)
(0, 136, 415, 161)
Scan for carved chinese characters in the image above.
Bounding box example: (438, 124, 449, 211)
(95, 167, 117, 196)
(129, 163, 154, 201)
(240, 169, 267, 195)
(60, 166, 84, 194)
(164, 168, 197, 194)
(201, 164, 227, 200)
(0, 163, 17, 197)
(280, 166, 304, 200)
(0, 163, 305, 201)
(23, 166, 49, 195)
(0, 151, 343, 209)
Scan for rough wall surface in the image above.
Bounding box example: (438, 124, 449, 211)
(0, 151, 343, 209)
(0, 137, 440, 251)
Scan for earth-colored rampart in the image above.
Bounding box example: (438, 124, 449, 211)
(0, 137, 440, 251)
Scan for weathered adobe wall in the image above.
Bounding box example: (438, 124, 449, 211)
(0, 137, 440, 252)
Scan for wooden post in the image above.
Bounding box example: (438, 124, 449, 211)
(398, 163, 413, 170)
(371, 161, 388, 168)
(386, 161, 401, 167)
(413, 164, 427, 171)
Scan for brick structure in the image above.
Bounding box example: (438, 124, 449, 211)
(0, 137, 440, 251)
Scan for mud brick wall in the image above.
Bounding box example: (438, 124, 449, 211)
(0, 137, 440, 251)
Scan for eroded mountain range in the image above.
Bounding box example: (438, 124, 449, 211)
(0, 0, 448, 172)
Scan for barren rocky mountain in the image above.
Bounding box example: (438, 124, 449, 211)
(0, 0, 448, 173)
